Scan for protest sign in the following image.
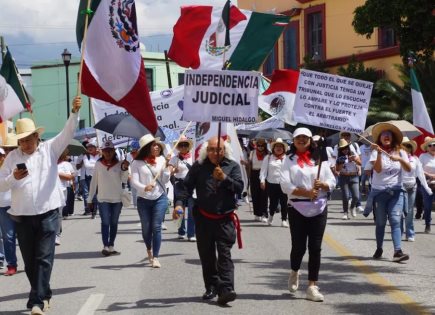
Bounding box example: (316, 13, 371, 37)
(183, 69, 260, 123)
(293, 69, 373, 133)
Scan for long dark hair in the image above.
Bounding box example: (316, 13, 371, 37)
(135, 142, 154, 160)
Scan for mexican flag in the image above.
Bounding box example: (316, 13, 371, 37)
(76, 0, 157, 134)
(0, 48, 32, 113)
(258, 69, 299, 125)
(411, 68, 434, 155)
(168, 5, 289, 71)
(0, 74, 23, 122)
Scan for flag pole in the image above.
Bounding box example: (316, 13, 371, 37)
(77, 0, 92, 96)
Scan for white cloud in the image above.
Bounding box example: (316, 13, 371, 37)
(0, 0, 232, 43)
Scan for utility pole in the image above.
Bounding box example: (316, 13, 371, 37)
(0, 36, 6, 62)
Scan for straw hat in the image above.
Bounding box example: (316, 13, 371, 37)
(14, 118, 44, 140)
(1, 133, 18, 148)
(138, 134, 160, 153)
(401, 136, 417, 153)
(270, 138, 288, 152)
(174, 135, 193, 151)
(338, 138, 350, 149)
(420, 136, 435, 152)
(371, 122, 402, 143)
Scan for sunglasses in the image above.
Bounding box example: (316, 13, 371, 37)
(178, 143, 189, 147)
(428, 144, 435, 148)
(257, 145, 265, 148)
(403, 144, 413, 149)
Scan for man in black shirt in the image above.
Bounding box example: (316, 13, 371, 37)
(176, 136, 243, 305)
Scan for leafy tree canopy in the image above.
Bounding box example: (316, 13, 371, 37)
(352, 0, 435, 63)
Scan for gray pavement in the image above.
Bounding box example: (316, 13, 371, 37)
(0, 195, 434, 315)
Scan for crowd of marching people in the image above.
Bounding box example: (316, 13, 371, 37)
(0, 97, 434, 313)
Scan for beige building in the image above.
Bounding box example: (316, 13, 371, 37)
(238, 0, 402, 82)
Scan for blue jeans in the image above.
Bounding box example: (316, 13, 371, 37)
(339, 175, 360, 213)
(0, 207, 16, 267)
(401, 188, 416, 238)
(177, 197, 196, 238)
(374, 190, 404, 251)
(422, 187, 433, 226)
(137, 194, 168, 258)
(98, 202, 122, 247)
(15, 209, 58, 309)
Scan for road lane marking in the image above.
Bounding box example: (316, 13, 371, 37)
(324, 233, 431, 315)
(77, 293, 105, 315)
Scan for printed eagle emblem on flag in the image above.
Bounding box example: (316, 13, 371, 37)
(109, 0, 139, 52)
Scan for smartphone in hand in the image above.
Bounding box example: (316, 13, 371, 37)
(16, 163, 27, 170)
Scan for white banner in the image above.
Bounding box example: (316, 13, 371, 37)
(92, 85, 196, 147)
(183, 69, 260, 123)
(236, 116, 284, 131)
(293, 69, 373, 133)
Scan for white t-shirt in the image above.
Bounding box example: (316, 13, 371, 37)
(419, 153, 435, 175)
(169, 155, 193, 179)
(370, 149, 409, 189)
(57, 161, 75, 191)
(338, 156, 359, 174)
(249, 151, 266, 170)
(359, 144, 372, 169)
(259, 154, 285, 184)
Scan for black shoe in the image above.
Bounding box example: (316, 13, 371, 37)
(393, 250, 409, 262)
(415, 214, 421, 220)
(82, 211, 91, 216)
(217, 290, 237, 305)
(202, 288, 217, 300)
(425, 225, 431, 233)
(373, 248, 383, 259)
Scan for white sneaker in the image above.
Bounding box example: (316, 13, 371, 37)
(188, 237, 197, 242)
(254, 216, 261, 222)
(407, 237, 415, 242)
(357, 206, 364, 213)
(267, 215, 274, 226)
(281, 220, 289, 228)
(55, 236, 61, 246)
(261, 217, 268, 223)
(152, 257, 161, 268)
(288, 270, 299, 293)
(342, 214, 349, 220)
(306, 285, 324, 302)
(351, 208, 357, 217)
(161, 223, 168, 230)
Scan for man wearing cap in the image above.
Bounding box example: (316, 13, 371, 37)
(0, 97, 82, 314)
(177, 136, 243, 305)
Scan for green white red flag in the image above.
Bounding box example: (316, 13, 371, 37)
(168, 4, 289, 71)
(76, 0, 157, 134)
(0, 74, 23, 122)
(411, 67, 434, 155)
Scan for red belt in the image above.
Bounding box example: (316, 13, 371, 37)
(199, 208, 243, 249)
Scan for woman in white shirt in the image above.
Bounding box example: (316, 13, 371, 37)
(335, 139, 362, 219)
(249, 138, 269, 222)
(280, 128, 335, 302)
(131, 134, 170, 268)
(401, 137, 432, 241)
(368, 122, 411, 262)
(419, 137, 435, 233)
(260, 138, 288, 227)
(88, 140, 129, 256)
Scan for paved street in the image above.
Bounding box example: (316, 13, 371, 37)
(0, 194, 434, 315)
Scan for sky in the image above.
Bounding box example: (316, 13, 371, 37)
(0, 0, 233, 69)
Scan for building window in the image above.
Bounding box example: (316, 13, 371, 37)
(283, 21, 300, 70)
(304, 4, 325, 60)
(145, 68, 154, 91)
(378, 27, 397, 48)
(178, 73, 185, 85)
(79, 119, 85, 129)
(263, 45, 278, 76)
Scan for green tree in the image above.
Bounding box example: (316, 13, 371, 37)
(352, 0, 435, 63)
(337, 55, 378, 83)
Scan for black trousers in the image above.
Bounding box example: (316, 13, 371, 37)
(267, 182, 288, 220)
(15, 209, 58, 309)
(194, 208, 236, 295)
(250, 169, 268, 217)
(62, 187, 75, 217)
(288, 206, 327, 281)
